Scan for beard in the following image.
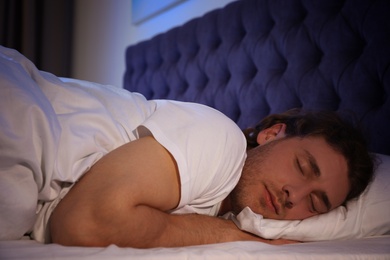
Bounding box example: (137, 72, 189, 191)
(228, 139, 281, 216)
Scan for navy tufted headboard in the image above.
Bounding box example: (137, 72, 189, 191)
(124, 0, 390, 155)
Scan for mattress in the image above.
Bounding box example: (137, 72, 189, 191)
(1, 236, 389, 259)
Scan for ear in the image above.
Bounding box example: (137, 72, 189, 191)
(256, 123, 287, 145)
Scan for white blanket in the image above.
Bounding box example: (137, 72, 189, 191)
(0, 46, 152, 241)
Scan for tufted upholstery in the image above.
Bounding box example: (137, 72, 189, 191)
(124, 0, 390, 155)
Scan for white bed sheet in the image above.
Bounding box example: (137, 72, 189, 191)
(1, 236, 389, 259)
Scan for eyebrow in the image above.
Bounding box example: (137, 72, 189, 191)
(304, 150, 332, 212)
(320, 192, 331, 212)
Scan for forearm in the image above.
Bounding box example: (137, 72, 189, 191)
(52, 203, 264, 248)
(86, 205, 268, 248)
(125, 205, 254, 248)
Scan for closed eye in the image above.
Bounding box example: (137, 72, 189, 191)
(311, 193, 330, 214)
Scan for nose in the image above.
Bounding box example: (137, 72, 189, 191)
(282, 184, 311, 209)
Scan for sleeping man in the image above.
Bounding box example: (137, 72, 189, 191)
(0, 46, 375, 247)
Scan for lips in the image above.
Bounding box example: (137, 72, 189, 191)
(264, 186, 280, 215)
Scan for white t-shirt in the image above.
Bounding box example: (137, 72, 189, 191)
(137, 100, 247, 216)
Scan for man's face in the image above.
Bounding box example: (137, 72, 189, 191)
(229, 136, 349, 220)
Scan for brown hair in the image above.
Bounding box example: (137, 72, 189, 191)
(244, 109, 376, 204)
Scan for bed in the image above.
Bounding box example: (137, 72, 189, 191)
(1, 0, 390, 258)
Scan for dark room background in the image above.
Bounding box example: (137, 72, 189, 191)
(0, 0, 74, 77)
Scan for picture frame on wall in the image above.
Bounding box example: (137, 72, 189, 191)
(132, 0, 187, 24)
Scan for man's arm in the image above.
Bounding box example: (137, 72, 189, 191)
(50, 136, 290, 248)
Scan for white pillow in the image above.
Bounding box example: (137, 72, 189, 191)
(224, 153, 390, 241)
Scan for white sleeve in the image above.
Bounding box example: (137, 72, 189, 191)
(137, 100, 247, 215)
